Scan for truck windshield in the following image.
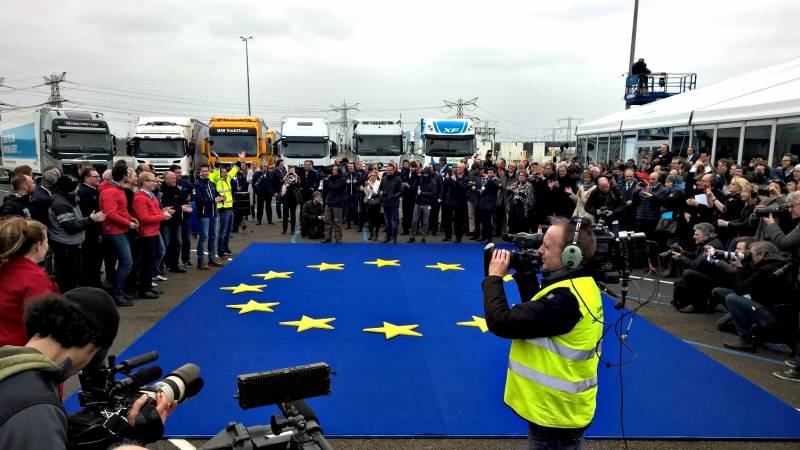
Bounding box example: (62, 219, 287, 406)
(133, 139, 185, 158)
(54, 132, 111, 153)
(357, 135, 402, 156)
(424, 138, 474, 156)
(210, 135, 257, 157)
(283, 141, 328, 158)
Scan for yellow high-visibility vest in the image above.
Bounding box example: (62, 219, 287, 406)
(210, 166, 238, 209)
(504, 276, 603, 429)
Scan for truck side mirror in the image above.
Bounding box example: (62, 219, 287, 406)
(42, 130, 50, 150)
(126, 140, 133, 156)
(111, 135, 118, 154)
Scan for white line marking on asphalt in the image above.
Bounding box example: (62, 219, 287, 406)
(630, 276, 674, 285)
(169, 439, 196, 450)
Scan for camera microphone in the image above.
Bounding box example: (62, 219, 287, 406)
(111, 366, 163, 397)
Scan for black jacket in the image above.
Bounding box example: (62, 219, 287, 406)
(301, 200, 324, 223)
(476, 176, 501, 211)
(29, 186, 52, 226)
(298, 169, 319, 195)
(413, 171, 439, 206)
(323, 174, 347, 207)
(48, 192, 93, 246)
(77, 184, 101, 235)
(0, 194, 32, 219)
(677, 238, 724, 271)
(444, 174, 470, 206)
(734, 256, 795, 309)
(482, 271, 585, 339)
(192, 178, 219, 218)
(378, 173, 403, 208)
(252, 170, 281, 195)
(160, 183, 190, 223)
(584, 186, 625, 222)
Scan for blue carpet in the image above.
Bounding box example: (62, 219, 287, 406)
(67, 243, 800, 439)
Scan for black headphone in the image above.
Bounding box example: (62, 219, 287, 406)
(561, 216, 585, 270)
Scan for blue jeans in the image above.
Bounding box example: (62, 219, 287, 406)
(528, 422, 584, 450)
(725, 293, 778, 340)
(218, 208, 233, 254)
(152, 234, 165, 278)
(104, 234, 133, 301)
(383, 205, 399, 241)
(198, 216, 218, 266)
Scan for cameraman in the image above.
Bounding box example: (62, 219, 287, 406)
(482, 217, 601, 449)
(0, 288, 176, 449)
(762, 191, 800, 259)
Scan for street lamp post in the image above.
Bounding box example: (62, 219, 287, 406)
(240, 36, 253, 115)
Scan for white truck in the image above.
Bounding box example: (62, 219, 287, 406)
(352, 119, 405, 167)
(0, 107, 116, 179)
(278, 117, 337, 170)
(128, 116, 209, 176)
(418, 118, 476, 166)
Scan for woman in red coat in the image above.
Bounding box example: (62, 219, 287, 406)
(0, 216, 60, 346)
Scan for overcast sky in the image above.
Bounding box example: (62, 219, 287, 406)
(2, 0, 798, 139)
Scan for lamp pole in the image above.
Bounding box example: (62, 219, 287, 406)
(240, 36, 253, 115)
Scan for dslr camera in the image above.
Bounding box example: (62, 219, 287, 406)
(754, 204, 789, 217)
(68, 351, 203, 450)
(712, 250, 751, 263)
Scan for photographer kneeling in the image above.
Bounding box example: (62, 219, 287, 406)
(482, 217, 601, 449)
(0, 288, 176, 449)
(722, 241, 797, 352)
(670, 222, 725, 313)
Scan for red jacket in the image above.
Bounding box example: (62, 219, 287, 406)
(0, 257, 60, 347)
(99, 181, 132, 235)
(133, 190, 165, 237)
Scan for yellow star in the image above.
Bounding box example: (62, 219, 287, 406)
(279, 315, 336, 332)
(457, 316, 489, 333)
(425, 262, 464, 271)
(364, 258, 400, 268)
(363, 322, 423, 339)
(251, 271, 294, 281)
(220, 283, 268, 294)
(226, 300, 280, 315)
(306, 262, 345, 271)
(503, 274, 514, 282)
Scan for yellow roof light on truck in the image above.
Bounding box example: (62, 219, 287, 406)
(210, 116, 260, 123)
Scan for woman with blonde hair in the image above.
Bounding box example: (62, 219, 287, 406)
(0, 217, 60, 346)
(569, 170, 596, 219)
(364, 170, 383, 241)
(715, 178, 758, 244)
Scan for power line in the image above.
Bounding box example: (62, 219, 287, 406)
(557, 116, 583, 142)
(43, 72, 67, 107)
(442, 97, 478, 119)
(329, 101, 359, 151)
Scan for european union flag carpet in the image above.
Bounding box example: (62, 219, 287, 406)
(68, 243, 800, 439)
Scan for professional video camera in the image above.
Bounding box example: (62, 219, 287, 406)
(754, 203, 789, 217)
(485, 218, 648, 284)
(200, 362, 334, 450)
(67, 351, 203, 450)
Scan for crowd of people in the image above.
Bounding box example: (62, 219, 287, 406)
(1, 144, 799, 383)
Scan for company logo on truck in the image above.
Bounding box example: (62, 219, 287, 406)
(0, 124, 37, 158)
(432, 120, 469, 134)
(211, 127, 256, 135)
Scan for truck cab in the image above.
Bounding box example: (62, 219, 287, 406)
(1, 108, 115, 177)
(128, 116, 208, 176)
(352, 119, 404, 167)
(202, 116, 272, 169)
(419, 118, 476, 165)
(279, 117, 336, 171)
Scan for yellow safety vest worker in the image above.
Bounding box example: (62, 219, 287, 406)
(209, 166, 239, 209)
(504, 276, 603, 429)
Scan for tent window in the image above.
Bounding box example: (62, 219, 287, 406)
(742, 126, 771, 165)
(716, 127, 740, 163)
(775, 123, 800, 160)
(609, 135, 622, 163)
(692, 129, 714, 156)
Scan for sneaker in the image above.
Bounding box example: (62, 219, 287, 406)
(773, 368, 800, 383)
(183, 261, 193, 268)
(138, 291, 159, 299)
(677, 305, 696, 313)
(169, 267, 187, 273)
(209, 260, 224, 267)
(154, 275, 168, 281)
(786, 360, 798, 369)
(197, 265, 209, 271)
(151, 281, 159, 288)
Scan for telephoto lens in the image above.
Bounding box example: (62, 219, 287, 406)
(141, 363, 204, 403)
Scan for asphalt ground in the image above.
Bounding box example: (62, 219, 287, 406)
(1, 183, 797, 449)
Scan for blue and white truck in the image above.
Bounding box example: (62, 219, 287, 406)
(0, 107, 115, 179)
(418, 118, 476, 165)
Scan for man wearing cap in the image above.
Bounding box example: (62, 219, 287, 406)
(0, 288, 176, 449)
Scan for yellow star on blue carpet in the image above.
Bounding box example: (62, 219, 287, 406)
(364, 258, 400, 268)
(220, 283, 267, 294)
(457, 316, 489, 333)
(279, 315, 336, 332)
(251, 271, 294, 281)
(425, 262, 464, 271)
(307, 262, 345, 271)
(363, 322, 423, 339)
(226, 300, 280, 315)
